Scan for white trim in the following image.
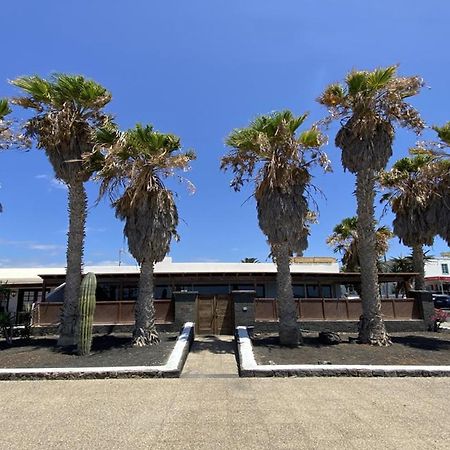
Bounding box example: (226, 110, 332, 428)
(0, 322, 194, 380)
(236, 327, 450, 377)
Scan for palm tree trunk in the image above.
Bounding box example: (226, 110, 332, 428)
(412, 244, 425, 290)
(356, 169, 391, 346)
(273, 243, 301, 346)
(58, 181, 87, 347)
(133, 258, 159, 346)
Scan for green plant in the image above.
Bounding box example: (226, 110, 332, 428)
(77, 273, 97, 356)
(0, 311, 13, 344)
(430, 309, 448, 332)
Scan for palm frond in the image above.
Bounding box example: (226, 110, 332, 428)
(11, 73, 111, 111)
(298, 127, 323, 148)
(317, 83, 346, 107)
(433, 122, 450, 146)
(0, 99, 11, 118)
(366, 66, 396, 91)
(346, 71, 369, 96)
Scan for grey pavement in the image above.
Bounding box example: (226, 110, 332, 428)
(1, 377, 450, 449)
(181, 335, 238, 378)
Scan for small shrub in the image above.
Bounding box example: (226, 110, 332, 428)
(0, 311, 14, 344)
(430, 308, 449, 332)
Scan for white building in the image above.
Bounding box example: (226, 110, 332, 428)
(425, 257, 450, 293)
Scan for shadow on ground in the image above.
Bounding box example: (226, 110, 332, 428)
(392, 334, 450, 351)
(190, 335, 235, 355)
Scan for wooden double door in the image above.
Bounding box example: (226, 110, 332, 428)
(196, 295, 234, 335)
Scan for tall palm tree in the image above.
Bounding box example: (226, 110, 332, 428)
(222, 110, 330, 346)
(327, 217, 392, 272)
(95, 123, 195, 346)
(426, 124, 450, 244)
(379, 153, 445, 289)
(11, 74, 112, 346)
(0, 99, 12, 213)
(318, 66, 424, 346)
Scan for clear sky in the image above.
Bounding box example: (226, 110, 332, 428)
(0, 0, 449, 267)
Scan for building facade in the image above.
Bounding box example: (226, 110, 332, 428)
(425, 257, 450, 293)
(0, 257, 424, 334)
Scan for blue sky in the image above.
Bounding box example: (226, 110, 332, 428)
(0, 0, 449, 267)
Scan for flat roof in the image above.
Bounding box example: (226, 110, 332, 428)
(0, 263, 416, 285)
(0, 260, 340, 284)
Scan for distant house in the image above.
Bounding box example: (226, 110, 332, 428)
(425, 257, 450, 293)
(0, 257, 421, 334)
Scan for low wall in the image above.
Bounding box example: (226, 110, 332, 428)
(255, 297, 421, 321)
(33, 299, 174, 326)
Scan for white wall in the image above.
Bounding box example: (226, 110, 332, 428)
(425, 258, 450, 278)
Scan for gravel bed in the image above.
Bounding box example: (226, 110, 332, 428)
(252, 331, 450, 366)
(0, 332, 178, 368)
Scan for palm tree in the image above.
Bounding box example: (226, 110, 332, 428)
(425, 124, 450, 244)
(318, 66, 424, 346)
(0, 99, 11, 126)
(387, 254, 433, 297)
(222, 110, 330, 346)
(379, 153, 444, 289)
(327, 217, 392, 272)
(241, 257, 260, 263)
(95, 123, 195, 346)
(432, 122, 450, 151)
(0, 99, 12, 213)
(11, 74, 112, 346)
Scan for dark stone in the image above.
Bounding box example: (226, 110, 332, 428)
(173, 291, 198, 329)
(410, 290, 433, 330)
(232, 290, 256, 328)
(319, 331, 341, 345)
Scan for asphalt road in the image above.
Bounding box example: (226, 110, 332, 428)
(1, 377, 449, 449)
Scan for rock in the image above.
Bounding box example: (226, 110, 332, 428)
(318, 331, 341, 345)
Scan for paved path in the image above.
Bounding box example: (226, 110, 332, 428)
(1, 377, 450, 449)
(181, 335, 238, 378)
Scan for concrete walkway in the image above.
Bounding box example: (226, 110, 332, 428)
(182, 335, 238, 378)
(1, 378, 449, 449)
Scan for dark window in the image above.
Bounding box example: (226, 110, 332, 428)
(192, 285, 230, 295)
(306, 284, 320, 298)
(321, 285, 333, 298)
(236, 284, 265, 297)
(96, 283, 119, 301)
(122, 286, 138, 301)
(442, 264, 449, 275)
(255, 285, 265, 298)
(292, 285, 305, 298)
(155, 285, 171, 299)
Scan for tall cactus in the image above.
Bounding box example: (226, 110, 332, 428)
(77, 272, 97, 356)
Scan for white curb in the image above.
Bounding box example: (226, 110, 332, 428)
(236, 326, 450, 377)
(0, 322, 194, 380)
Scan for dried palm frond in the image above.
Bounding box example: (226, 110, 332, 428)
(318, 66, 425, 173)
(326, 216, 393, 271)
(222, 110, 330, 254)
(95, 123, 195, 263)
(379, 152, 449, 246)
(10, 74, 112, 182)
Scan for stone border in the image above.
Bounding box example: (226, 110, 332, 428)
(236, 326, 450, 377)
(0, 322, 195, 381)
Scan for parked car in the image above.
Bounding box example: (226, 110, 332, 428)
(432, 294, 450, 309)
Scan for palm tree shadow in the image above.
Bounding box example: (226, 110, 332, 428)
(391, 335, 450, 351)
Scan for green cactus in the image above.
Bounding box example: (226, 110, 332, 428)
(77, 272, 97, 356)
